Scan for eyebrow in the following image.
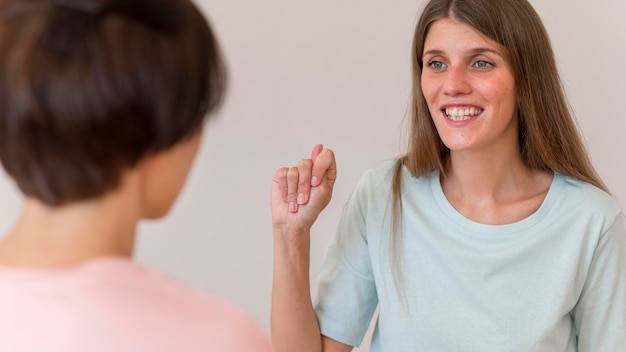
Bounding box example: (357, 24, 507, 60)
(422, 47, 502, 59)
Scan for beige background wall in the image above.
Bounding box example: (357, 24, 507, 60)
(0, 0, 624, 350)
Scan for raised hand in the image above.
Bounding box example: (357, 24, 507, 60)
(271, 144, 337, 233)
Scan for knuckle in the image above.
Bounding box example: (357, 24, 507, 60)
(298, 159, 312, 168)
(287, 167, 299, 179)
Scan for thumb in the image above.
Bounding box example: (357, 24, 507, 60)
(310, 144, 323, 163)
(311, 149, 336, 187)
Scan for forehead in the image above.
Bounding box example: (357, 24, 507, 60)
(423, 18, 504, 56)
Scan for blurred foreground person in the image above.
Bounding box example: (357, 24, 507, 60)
(0, 0, 271, 350)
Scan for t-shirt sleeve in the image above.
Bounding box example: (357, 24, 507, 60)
(313, 171, 379, 347)
(573, 213, 626, 351)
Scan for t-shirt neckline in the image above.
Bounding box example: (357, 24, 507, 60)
(427, 169, 563, 236)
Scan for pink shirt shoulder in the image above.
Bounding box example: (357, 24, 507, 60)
(0, 257, 272, 352)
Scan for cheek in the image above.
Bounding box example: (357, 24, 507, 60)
(496, 87, 517, 115)
(477, 79, 516, 110)
(420, 74, 439, 111)
(420, 74, 434, 99)
(489, 74, 515, 99)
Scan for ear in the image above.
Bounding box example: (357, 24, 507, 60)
(134, 132, 204, 219)
(136, 150, 167, 175)
(133, 150, 172, 219)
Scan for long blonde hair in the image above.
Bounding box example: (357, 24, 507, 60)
(389, 0, 608, 302)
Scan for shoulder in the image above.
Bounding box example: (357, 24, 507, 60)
(0, 258, 271, 351)
(351, 159, 434, 203)
(78, 259, 272, 350)
(555, 175, 622, 216)
(552, 175, 623, 232)
(359, 160, 396, 185)
(356, 159, 431, 191)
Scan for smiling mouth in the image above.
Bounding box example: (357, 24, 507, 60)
(444, 107, 483, 121)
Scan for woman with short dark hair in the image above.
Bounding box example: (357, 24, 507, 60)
(0, 0, 271, 350)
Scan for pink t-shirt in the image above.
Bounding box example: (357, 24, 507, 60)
(0, 257, 272, 351)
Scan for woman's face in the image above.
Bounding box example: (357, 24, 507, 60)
(421, 18, 518, 155)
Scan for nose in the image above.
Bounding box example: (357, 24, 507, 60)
(442, 66, 472, 96)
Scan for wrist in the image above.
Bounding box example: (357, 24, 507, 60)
(273, 223, 311, 241)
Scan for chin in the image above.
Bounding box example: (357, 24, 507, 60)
(440, 139, 474, 152)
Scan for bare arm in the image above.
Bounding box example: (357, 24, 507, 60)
(270, 145, 352, 352)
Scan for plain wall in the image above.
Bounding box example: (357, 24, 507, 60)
(0, 0, 624, 350)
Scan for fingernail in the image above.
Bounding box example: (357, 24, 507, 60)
(297, 193, 305, 204)
(311, 176, 319, 186)
(288, 201, 296, 212)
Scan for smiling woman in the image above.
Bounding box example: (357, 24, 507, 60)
(419, 18, 553, 226)
(269, 0, 626, 351)
(421, 19, 519, 156)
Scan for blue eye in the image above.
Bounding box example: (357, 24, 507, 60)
(474, 60, 493, 68)
(427, 61, 447, 70)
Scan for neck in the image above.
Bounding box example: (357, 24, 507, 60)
(0, 172, 142, 268)
(441, 149, 553, 225)
(444, 147, 533, 203)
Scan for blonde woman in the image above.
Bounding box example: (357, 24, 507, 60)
(271, 0, 626, 351)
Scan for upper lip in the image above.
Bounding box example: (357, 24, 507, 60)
(440, 104, 484, 116)
(440, 103, 483, 110)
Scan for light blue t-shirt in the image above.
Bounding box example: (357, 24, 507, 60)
(314, 161, 626, 351)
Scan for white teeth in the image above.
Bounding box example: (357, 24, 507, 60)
(444, 107, 483, 121)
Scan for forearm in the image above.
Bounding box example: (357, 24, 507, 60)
(271, 226, 322, 352)
(269, 145, 338, 351)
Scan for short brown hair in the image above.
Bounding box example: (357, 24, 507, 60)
(0, 0, 227, 205)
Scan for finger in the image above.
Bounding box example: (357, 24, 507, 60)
(271, 167, 289, 202)
(311, 149, 336, 187)
(297, 159, 313, 205)
(310, 144, 323, 163)
(287, 166, 299, 212)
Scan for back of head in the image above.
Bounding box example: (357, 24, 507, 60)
(0, 0, 227, 206)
